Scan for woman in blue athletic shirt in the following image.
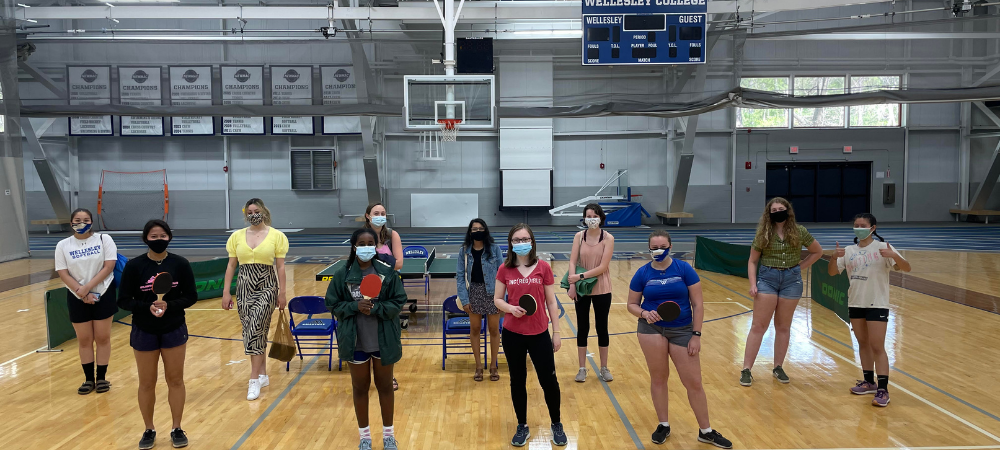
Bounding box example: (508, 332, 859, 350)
(627, 230, 731, 449)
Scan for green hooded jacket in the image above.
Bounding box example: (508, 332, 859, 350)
(324, 258, 407, 365)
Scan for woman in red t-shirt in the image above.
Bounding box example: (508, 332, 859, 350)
(493, 223, 567, 447)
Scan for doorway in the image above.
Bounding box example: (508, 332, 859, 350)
(765, 162, 871, 222)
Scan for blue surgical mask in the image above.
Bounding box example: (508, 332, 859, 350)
(371, 216, 387, 227)
(853, 227, 873, 240)
(650, 248, 670, 262)
(512, 242, 533, 256)
(72, 223, 92, 234)
(356, 246, 377, 262)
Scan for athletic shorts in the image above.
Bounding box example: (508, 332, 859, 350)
(130, 323, 188, 352)
(637, 320, 693, 347)
(349, 350, 381, 364)
(67, 284, 118, 324)
(756, 265, 803, 300)
(848, 307, 889, 322)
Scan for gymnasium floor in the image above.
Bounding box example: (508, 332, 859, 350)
(3, 228, 1000, 450)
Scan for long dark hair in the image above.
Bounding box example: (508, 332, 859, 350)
(853, 213, 885, 244)
(346, 227, 379, 271)
(142, 219, 173, 243)
(504, 223, 538, 268)
(364, 203, 391, 247)
(583, 203, 606, 227)
(462, 218, 494, 258)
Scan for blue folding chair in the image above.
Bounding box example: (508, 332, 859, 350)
(442, 295, 486, 370)
(286, 296, 340, 371)
(402, 245, 430, 296)
(500, 245, 509, 259)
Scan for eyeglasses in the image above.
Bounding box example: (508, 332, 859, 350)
(511, 238, 532, 244)
(471, 227, 485, 232)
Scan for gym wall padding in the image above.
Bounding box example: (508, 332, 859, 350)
(694, 236, 751, 278)
(44, 258, 237, 349)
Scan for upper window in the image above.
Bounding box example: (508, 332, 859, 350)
(793, 76, 845, 128)
(849, 76, 901, 127)
(736, 75, 901, 129)
(737, 77, 789, 129)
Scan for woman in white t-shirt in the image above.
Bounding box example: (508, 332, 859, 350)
(54, 208, 120, 395)
(829, 213, 910, 408)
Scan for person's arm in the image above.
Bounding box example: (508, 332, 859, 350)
(221, 257, 238, 309)
(800, 240, 823, 271)
(493, 278, 522, 316)
(567, 233, 582, 299)
(829, 242, 844, 277)
(116, 262, 140, 312)
(456, 249, 470, 307)
(883, 243, 911, 272)
(165, 259, 199, 312)
(687, 282, 704, 356)
(325, 274, 358, 320)
(582, 234, 614, 279)
(90, 235, 117, 293)
(371, 270, 407, 320)
(391, 230, 404, 271)
(275, 258, 287, 310)
(748, 248, 762, 298)
(545, 283, 562, 352)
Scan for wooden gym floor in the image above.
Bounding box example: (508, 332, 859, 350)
(2, 250, 1000, 450)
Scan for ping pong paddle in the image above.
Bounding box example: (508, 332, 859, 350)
(151, 272, 173, 316)
(656, 301, 681, 323)
(519, 294, 537, 316)
(360, 273, 382, 301)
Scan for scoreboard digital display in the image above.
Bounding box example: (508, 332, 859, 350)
(582, 0, 708, 66)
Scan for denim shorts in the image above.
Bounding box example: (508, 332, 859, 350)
(130, 323, 188, 352)
(756, 265, 803, 300)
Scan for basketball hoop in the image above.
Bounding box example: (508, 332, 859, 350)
(438, 119, 461, 142)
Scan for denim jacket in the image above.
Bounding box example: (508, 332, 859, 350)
(456, 243, 503, 306)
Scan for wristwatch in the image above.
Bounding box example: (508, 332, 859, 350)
(691, 331, 702, 336)
(578, 273, 586, 281)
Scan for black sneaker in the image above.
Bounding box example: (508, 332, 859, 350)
(698, 429, 733, 449)
(740, 369, 753, 387)
(551, 423, 568, 446)
(170, 428, 188, 448)
(511, 424, 530, 447)
(138, 429, 156, 450)
(651, 424, 671, 444)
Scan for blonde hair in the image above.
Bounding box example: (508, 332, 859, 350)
(754, 197, 800, 249)
(244, 198, 272, 226)
(364, 202, 391, 246)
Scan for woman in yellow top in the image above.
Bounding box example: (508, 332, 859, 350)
(222, 198, 290, 401)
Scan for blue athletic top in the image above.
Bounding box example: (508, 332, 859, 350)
(629, 259, 700, 328)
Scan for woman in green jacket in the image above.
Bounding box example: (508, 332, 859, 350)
(326, 228, 408, 450)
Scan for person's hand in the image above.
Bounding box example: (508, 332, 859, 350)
(879, 242, 896, 259)
(277, 291, 287, 311)
(551, 332, 562, 352)
(463, 303, 471, 314)
(509, 305, 526, 318)
(835, 241, 846, 258)
(567, 285, 577, 301)
(687, 335, 701, 356)
(81, 292, 96, 304)
(358, 299, 373, 315)
(221, 292, 234, 310)
(749, 284, 758, 299)
(88, 293, 100, 303)
(151, 300, 167, 317)
(642, 310, 662, 323)
(75, 284, 89, 300)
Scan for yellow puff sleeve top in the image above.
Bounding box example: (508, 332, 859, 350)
(226, 228, 289, 265)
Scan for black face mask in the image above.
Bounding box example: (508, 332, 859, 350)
(471, 231, 486, 242)
(770, 210, 789, 223)
(146, 239, 171, 254)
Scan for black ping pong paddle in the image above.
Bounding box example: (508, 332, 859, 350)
(519, 294, 537, 316)
(151, 272, 173, 316)
(656, 301, 681, 322)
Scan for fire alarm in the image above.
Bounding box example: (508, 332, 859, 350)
(223, 166, 229, 173)
(745, 161, 752, 170)
(600, 163, 605, 169)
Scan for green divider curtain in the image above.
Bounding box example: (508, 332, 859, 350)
(810, 258, 851, 323)
(694, 236, 751, 278)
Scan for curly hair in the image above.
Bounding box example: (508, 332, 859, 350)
(754, 197, 801, 249)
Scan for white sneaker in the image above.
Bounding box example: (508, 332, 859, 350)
(247, 379, 260, 401)
(258, 375, 269, 388)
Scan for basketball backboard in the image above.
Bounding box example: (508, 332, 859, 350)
(403, 75, 496, 131)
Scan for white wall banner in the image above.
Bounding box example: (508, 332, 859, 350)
(271, 66, 314, 135)
(169, 66, 214, 136)
(221, 65, 265, 135)
(118, 66, 164, 136)
(67, 66, 113, 136)
(321, 65, 361, 134)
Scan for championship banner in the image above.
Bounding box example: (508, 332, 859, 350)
(221, 65, 265, 135)
(321, 65, 362, 134)
(67, 66, 113, 135)
(169, 66, 214, 136)
(271, 66, 314, 135)
(119, 66, 164, 136)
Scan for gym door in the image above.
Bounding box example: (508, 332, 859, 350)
(766, 162, 871, 222)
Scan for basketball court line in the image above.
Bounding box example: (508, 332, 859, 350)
(230, 355, 320, 450)
(0, 347, 47, 368)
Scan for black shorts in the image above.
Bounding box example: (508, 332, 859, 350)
(67, 283, 118, 324)
(130, 323, 189, 352)
(848, 307, 889, 322)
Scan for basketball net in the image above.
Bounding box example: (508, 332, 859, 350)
(438, 119, 461, 142)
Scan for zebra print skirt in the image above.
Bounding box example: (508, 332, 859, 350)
(236, 263, 278, 355)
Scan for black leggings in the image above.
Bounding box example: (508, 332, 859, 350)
(575, 293, 612, 348)
(502, 328, 561, 425)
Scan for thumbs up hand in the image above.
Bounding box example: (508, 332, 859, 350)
(879, 242, 895, 259)
(835, 241, 845, 258)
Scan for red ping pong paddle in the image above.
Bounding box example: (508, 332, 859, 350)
(360, 273, 382, 301)
(151, 272, 173, 316)
(519, 294, 537, 316)
(656, 301, 681, 323)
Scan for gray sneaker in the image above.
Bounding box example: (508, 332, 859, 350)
(773, 366, 790, 384)
(358, 438, 372, 450)
(383, 436, 399, 450)
(599, 367, 613, 382)
(740, 369, 753, 387)
(575, 368, 587, 383)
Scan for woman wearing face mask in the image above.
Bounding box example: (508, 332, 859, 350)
(54, 208, 119, 395)
(741, 197, 823, 387)
(456, 218, 504, 381)
(326, 228, 408, 450)
(222, 198, 289, 401)
(829, 213, 910, 407)
(117, 219, 197, 450)
(494, 223, 567, 448)
(567, 203, 615, 383)
(365, 203, 403, 271)
(627, 231, 732, 448)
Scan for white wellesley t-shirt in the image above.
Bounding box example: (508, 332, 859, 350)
(835, 241, 905, 309)
(54, 234, 117, 298)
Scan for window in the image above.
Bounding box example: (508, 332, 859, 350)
(290, 149, 336, 190)
(850, 76, 901, 127)
(737, 77, 789, 128)
(793, 76, 845, 128)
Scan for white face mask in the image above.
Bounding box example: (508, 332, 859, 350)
(584, 217, 601, 229)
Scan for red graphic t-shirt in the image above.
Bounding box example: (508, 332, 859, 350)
(497, 260, 554, 336)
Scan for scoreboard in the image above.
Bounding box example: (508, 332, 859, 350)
(582, 0, 708, 66)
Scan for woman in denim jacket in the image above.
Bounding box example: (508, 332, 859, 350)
(456, 218, 504, 382)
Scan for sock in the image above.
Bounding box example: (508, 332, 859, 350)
(82, 362, 95, 382)
(877, 375, 889, 391)
(96, 364, 108, 381)
(863, 370, 875, 384)
(359, 427, 371, 440)
(700, 427, 713, 434)
(659, 422, 670, 428)
(383, 426, 394, 438)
